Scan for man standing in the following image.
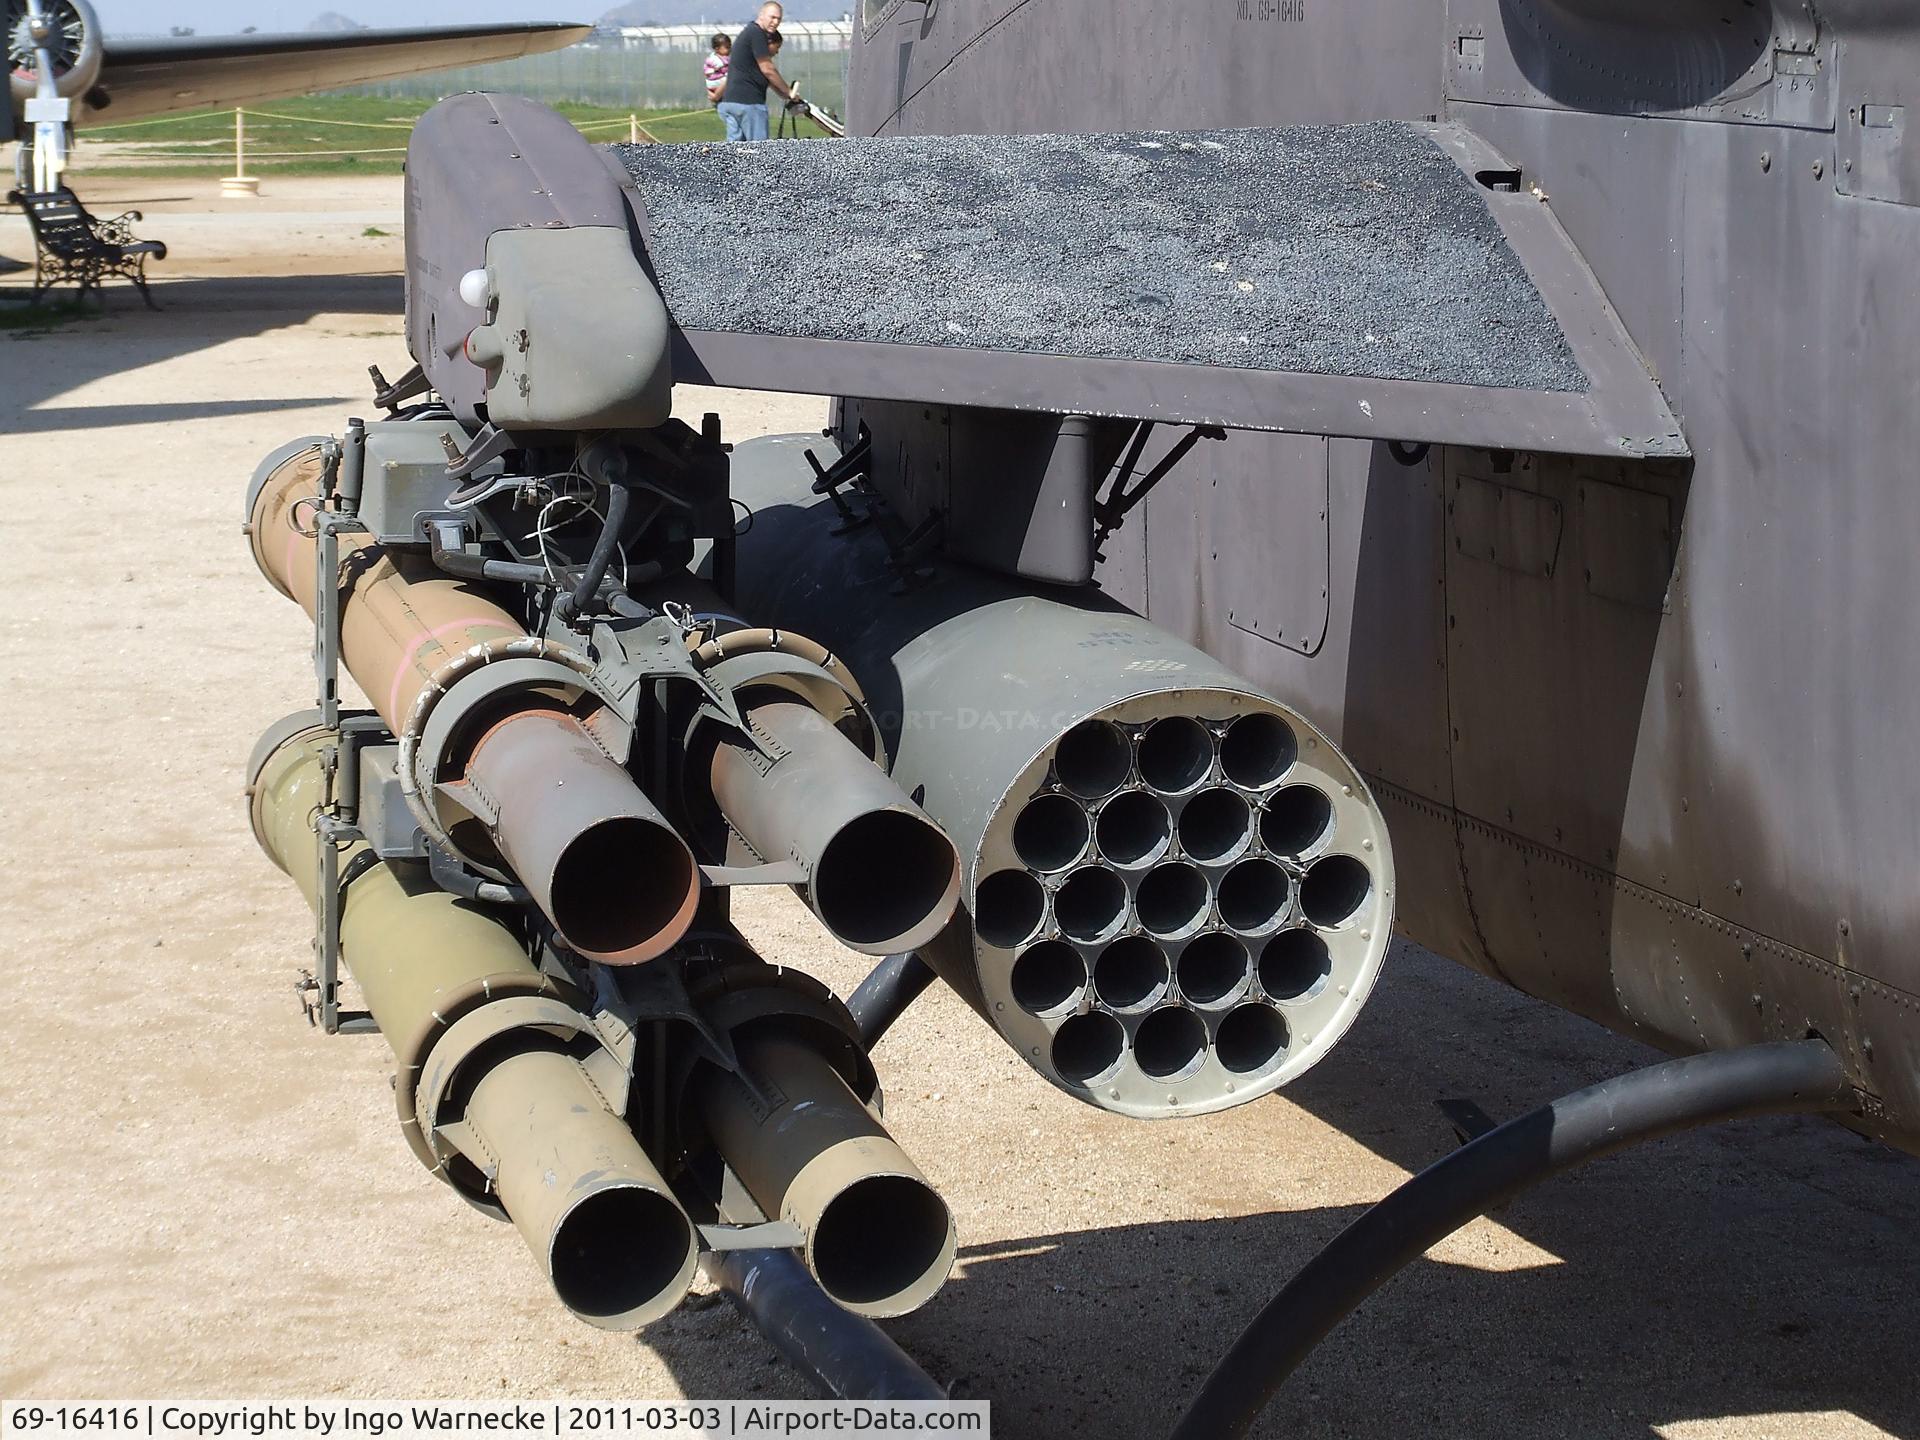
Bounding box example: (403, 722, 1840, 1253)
(717, 2, 798, 143)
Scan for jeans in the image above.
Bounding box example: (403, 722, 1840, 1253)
(717, 101, 769, 142)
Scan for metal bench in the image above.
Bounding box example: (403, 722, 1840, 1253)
(6, 186, 167, 309)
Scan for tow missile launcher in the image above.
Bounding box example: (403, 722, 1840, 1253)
(242, 91, 1392, 1335)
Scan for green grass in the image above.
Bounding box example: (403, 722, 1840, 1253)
(76, 93, 727, 176)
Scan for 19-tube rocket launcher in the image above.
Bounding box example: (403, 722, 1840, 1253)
(242, 93, 1396, 1327)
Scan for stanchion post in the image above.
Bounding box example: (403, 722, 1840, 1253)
(222, 106, 260, 197)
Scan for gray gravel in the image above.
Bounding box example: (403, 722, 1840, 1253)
(616, 124, 1588, 393)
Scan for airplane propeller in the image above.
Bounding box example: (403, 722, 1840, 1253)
(7, 0, 103, 191)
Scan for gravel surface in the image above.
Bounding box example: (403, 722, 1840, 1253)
(1, 175, 1913, 1440)
(618, 124, 1588, 393)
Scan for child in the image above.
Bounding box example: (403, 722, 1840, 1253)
(704, 33, 730, 106)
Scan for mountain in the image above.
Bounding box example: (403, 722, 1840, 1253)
(307, 11, 368, 30)
(597, 2, 850, 25)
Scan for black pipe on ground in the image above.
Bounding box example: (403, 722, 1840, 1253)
(1169, 1039, 1855, 1440)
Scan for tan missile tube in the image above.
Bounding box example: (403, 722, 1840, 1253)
(709, 700, 962, 955)
(463, 1047, 702, 1328)
(247, 447, 697, 963)
(248, 721, 699, 1327)
(690, 1029, 956, 1318)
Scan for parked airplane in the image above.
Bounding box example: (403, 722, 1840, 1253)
(4, 0, 587, 189)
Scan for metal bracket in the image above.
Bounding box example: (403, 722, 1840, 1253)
(805, 426, 873, 535)
(368, 360, 429, 413)
(699, 1219, 808, 1252)
(305, 712, 389, 1037)
(802, 425, 941, 588)
(1092, 421, 1227, 561)
(312, 510, 369, 730)
(700, 859, 808, 888)
(441, 421, 520, 480)
(308, 809, 378, 1036)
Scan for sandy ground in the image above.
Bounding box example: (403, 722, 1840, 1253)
(1, 175, 1916, 1440)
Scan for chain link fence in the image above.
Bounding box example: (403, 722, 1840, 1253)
(347, 26, 850, 117)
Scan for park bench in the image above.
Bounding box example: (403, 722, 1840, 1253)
(6, 186, 167, 309)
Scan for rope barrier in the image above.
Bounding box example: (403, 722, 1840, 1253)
(82, 103, 727, 167)
(113, 147, 411, 159)
(90, 105, 716, 136)
(81, 108, 234, 131)
(237, 107, 418, 129)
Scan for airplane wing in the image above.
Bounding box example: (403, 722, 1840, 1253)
(78, 22, 591, 126)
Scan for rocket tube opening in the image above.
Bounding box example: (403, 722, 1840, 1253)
(1137, 862, 1209, 939)
(1054, 719, 1132, 799)
(1132, 1005, 1208, 1080)
(549, 816, 699, 959)
(1179, 787, 1255, 864)
(1093, 934, 1171, 1012)
(1012, 792, 1093, 873)
(975, 868, 1046, 948)
(1138, 717, 1214, 795)
(1215, 1003, 1290, 1074)
(1011, 940, 1087, 1015)
(1096, 789, 1172, 868)
(1261, 785, 1335, 858)
(813, 808, 961, 951)
(548, 1184, 698, 1328)
(1177, 931, 1252, 1007)
(809, 1173, 953, 1314)
(463, 710, 697, 963)
(1054, 866, 1128, 942)
(1052, 1010, 1126, 1083)
(1218, 858, 1291, 935)
(1259, 928, 1333, 1001)
(1300, 855, 1373, 928)
(1219, 713, 1298, 790)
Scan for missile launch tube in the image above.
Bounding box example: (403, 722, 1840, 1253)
(249, 719, 543, 1028)
(709, 700, 961, 955)
(248, 721, 699, 1326)
(247, 449, 525, 735)
(461, 709, 700, 964)
(690, 1029, 956, 1318)
(464, 1047, 701, 1329)
(247, 447, 699, 963)
(726, 440, 1397, 1119)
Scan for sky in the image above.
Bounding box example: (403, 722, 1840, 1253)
(91, 1, 604, 35)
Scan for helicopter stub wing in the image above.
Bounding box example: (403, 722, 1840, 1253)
(617, 122, 1687, 461)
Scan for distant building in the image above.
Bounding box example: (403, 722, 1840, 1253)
(599, 20, 851, 55)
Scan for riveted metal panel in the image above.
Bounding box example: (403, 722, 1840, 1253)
(1445, 0, 1835, 131)
(1324, 441, 1458, 804)
(1140, 429, 1330, 663)
(1451, 473, 1563, 579)
(1443, 446, 1692, 897)
(1213, 437, 1332, 658)
(853, 0, 1443, 138)
(1580, 478, 1673, 613)
(1855, 976, 1920, 1140)
(1369, 780, 1485, 974)
(1838, 33, 1920, 207)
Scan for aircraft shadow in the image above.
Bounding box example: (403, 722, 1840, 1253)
(646, 945, 1920, 1438)
(1, 273, 403, 429)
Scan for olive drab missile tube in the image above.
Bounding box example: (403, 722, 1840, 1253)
(240, 92, 1392, 1331)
